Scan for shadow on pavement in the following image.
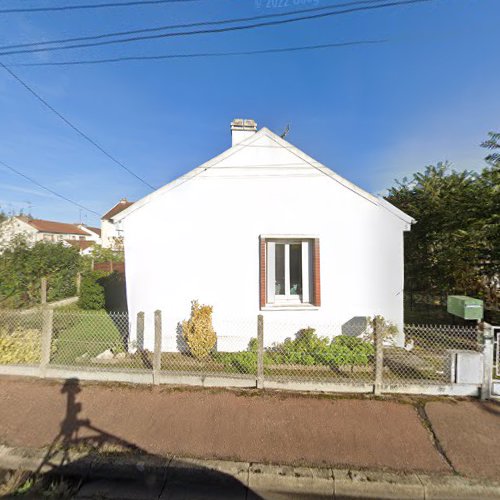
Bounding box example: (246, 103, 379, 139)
(1, 378, 258, 499)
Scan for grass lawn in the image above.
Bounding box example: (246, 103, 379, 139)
(51, 311, 127, 365)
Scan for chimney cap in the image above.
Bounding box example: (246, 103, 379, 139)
(231, 118, 257, 131)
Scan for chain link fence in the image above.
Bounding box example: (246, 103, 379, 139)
(0, 309, 43, 366)
(50, 311, 147, 371)
(0, 309, 490, 395)
(383, 324, 480, 384)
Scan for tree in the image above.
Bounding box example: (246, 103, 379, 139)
(0, 239, 81, 308)
(385, 139, 499, 309)
(481, 131, 500, 169)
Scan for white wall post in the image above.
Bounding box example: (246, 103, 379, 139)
(481, 322, 494, 401)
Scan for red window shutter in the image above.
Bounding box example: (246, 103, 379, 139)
(259, 237, 266, 308)
(313, 238, 321, 307)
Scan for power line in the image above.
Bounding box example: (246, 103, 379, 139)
(0, 159, 101, 216)
(0, 0, 392, 51)
(0, 0, 198, 14)
(0, 62, 156, 190)
(0, 0, 431, 57)
(10, 39, 388, 67)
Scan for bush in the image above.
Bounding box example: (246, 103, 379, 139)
(214, 338, 260, 374)
(270, 329, 374, 369)
(216, 351, 257, 374)
(0, 239, 80, 308)
(78, 272, 105, 310)
(322, 336, 374, 369)
(271, 328, 331, 366)
(182, 300, 217, 360)
(0, 328, 41, 364)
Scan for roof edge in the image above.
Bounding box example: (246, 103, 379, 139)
(376, 196, 416, 225)
(113, 126, 416, 226)
(113, 128, 269, 222)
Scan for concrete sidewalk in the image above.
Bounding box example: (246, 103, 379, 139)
(0, 377, 498, 484)
(1, 445, 500, 499)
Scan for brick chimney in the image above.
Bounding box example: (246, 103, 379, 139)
(231, 118, 257, 146)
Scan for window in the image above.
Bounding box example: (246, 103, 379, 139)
(260, 237, 320, 308)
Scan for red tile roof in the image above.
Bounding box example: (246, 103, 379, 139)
(84, 226, 101, 237)
(65, 240, 95, 250)
(21, 217, 88, 236)
(102, 199, 134, 220)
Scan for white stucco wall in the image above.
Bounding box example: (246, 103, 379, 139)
(101, 219, 122, 248)
(121, 130, 409, 351)
(0, 218, 37, 250)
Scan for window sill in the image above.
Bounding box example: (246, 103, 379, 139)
(261, 304, 320, 311)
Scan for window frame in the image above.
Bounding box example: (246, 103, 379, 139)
(261, 235, 319, 310)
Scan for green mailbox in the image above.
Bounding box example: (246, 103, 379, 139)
(447, 295, 484, 321)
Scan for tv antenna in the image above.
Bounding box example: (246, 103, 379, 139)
(280, 124, 290, 139)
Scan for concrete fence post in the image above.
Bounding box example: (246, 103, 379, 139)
(373, 316, 384, 396)
(39, 308, 53, 378)
(136, 311, 145, 351)
(153, 310, 162, 385)
(76, 272, 81, 296)
(40, 277, 47, 305)
(257, 314, 264, 389)
(481, 322, 494, 401)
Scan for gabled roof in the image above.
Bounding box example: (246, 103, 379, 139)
(87, 226, 101, 237)
(113, 126, 414, 225)
(102, 199, 134, 221)
(64, 239, 95, 250)
(18, 216, 88, 235)
(80, 225, 101, 237)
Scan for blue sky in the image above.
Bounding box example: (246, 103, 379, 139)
(0, 0, 498, 226)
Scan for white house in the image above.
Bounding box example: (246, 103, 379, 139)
(78, 224, 102, 244)
(115, 119, 414, 351)
(101, 199, 133, 249)
(0, 216, 95, 252)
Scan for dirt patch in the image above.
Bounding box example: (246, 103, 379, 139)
(425, 400, 500, 479)
(0, 376, 450, 474)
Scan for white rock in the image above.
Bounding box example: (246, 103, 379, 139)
(95, 349, 114, 360)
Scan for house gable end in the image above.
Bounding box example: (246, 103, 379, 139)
(114, 126, 413, 225)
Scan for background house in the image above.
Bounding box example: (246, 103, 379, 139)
(101, 199, 133, 250)
(78, 224, 102, 244)
(115, 119, 414, 351)
(0, 216, 95, 251)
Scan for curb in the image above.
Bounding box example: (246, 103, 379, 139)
(0, 445, 499, 499)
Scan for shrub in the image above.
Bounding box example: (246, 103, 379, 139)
(217, 351, 257, 374)
(214, 338, 260, 374)
(182, 300, 216, 360)
(269, 329, 375, 369)
(271, 328, 331, 366)
(324, 336, 374, 369)
(0, 239, 80, 308)
(0, 328, 41, 364)
(78, 272, 105, 310)
(365, 316, 398, 345)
